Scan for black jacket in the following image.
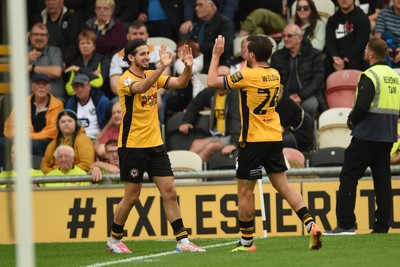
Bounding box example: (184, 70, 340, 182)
(32, 6, 82, 66)
(187, 12, 235, 73)
(276, 96, 313, 151)
(139, 0, 184, 31)
(325, 6, 370, 70)
(270, 39, 325, 105)
(182, 88, 241, 147)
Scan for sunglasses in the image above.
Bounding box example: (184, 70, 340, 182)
(297, 5, 310, 11)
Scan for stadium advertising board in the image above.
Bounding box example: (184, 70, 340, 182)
(0, 180, 399, 243)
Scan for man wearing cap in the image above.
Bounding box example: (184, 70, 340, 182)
(3, 73, 64, 158)
(65, 73, 111, 141)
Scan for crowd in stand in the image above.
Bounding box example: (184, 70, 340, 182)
(1, 0, 399, 186)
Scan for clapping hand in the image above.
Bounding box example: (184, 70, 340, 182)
(212, 35, 225, 57)
(159, 44, 173, 68)
(182, 44, 193, 68)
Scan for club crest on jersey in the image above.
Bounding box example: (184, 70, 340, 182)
(130, 169, 139, 178)
(230, 71, 243, 83)
(123, 76, 132, 86)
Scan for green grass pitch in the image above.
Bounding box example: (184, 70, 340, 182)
(1, 234, 400, 267)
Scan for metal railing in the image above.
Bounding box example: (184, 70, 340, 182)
(2, 165, 400, 187)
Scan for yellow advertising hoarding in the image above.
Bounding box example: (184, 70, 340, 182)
(0, 179, 399, 244)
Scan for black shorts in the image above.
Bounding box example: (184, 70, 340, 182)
(236, 141, 288, 180)
(118, 145, 173, 183)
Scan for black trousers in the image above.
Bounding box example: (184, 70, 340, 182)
(336, 137, 393, 232)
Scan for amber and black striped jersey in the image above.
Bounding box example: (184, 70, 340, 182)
(118, 69, 170, 148)
(224, 66, 282, 142)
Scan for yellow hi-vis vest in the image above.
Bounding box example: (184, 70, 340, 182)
(352, 64, 400, 142)
(357, 65, 400, 115)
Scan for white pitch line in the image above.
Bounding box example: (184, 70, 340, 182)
(82, 241, 238, 267)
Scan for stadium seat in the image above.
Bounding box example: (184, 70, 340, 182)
(147, 37, 177, 51)
(207, 150, 238, 170)
(317, 108, 352, 149)
(206, 150, 238, 181)
(168, 150, 203, 183)
(326, 70, 361, 109)
(282, 147, 305, 168)
(197, 73, 208, 88)
(290, 0, 335, 22)
(165, 112, 211, 151)
(309, 147, 346, 168)
(392, 68, 400, 76)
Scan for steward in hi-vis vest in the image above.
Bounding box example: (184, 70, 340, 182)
(326, 38, 400, 236)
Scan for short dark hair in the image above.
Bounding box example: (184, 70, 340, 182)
(105, 139, 118, 153)
(123, 39, 147, 64)
(247, 35, 273, 62)
(368, 38, 388, 60)
(128, 20, 147, 30)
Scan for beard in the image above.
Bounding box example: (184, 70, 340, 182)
(134, 61, 150, 70)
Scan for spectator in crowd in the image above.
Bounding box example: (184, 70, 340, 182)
(65, 74, 111, 141)
(137, 0, 184, 43)
(237, 8, 287, 37)
(86, 0, 140, 29)
(3, 73, 64, 158)
(230, 37, 249, 73)
(184, 0, 235, 74)
(28, 0, 93, 24)
(324, 0, 371, 78)
(64, 0, 94, 21)
(332, 0, 384, 32)
(276, 93, 314, 152)
(374, 0, 400, 68)
(90, 139, 120, 183)
(174, 40, 205, 98)
(30, 0, 82, 66)
(94, 99, 121, 159)
(64, 30, 111, 98)
(44, 145, 90, 187)
(84, 0, 127, 60)
(235, 0, 286, 32)
(180, 0, 239, 35)
(41, 109, 95, 174)
(278, 0, 326, 51)
(179, 83, 240, 162)
(325, 38, 400, 235)
(28, 22, 66, 101)
(165, 39, 205, 122)
(271, 24, 326, 121)
(359, 0, 384, 32)
(0, 142, 43, 188)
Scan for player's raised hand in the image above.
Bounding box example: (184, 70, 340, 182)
(182, 44, 193, 68)
(159, 44, 173, 68)
(212, 35, 225, 57)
